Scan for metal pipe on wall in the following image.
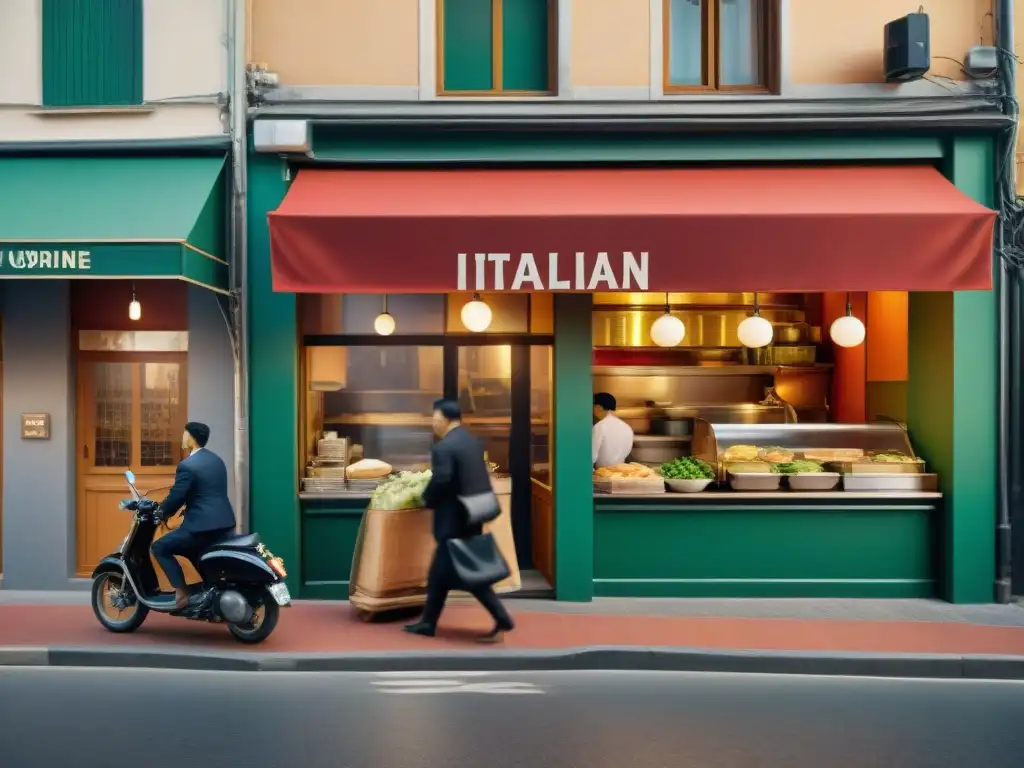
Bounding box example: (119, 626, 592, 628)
(226, 0, 251, 531)
(995, 0, 1015, 603)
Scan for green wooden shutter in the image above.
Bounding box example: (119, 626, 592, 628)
(442, 0, 494, 92)
(42, 0, 143, 107)
(501, 0, 550, 91)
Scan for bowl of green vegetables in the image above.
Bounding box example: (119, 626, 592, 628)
(660, 457, 715, 493)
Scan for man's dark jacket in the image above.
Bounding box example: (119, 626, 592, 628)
(159, 448, 236, 533)
(422, 426, 490, 542)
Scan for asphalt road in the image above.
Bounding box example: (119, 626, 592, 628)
(1, 667, 1022, 768)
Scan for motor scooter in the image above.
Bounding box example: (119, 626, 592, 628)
(90, 470, 290, 644)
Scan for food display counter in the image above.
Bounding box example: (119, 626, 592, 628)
(592, 421, 943, 599)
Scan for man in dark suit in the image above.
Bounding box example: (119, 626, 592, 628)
(404, 400, 514, 643)
(151, 422, 236, 610)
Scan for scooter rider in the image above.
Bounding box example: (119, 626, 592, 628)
(151, 422, 236, 611)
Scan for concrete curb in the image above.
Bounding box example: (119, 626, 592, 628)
(1, 645, 1023, 679)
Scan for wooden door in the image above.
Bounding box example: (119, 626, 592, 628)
(76, 354, 194, 586)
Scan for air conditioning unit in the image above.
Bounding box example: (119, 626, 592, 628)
(884, 12, 930, 82)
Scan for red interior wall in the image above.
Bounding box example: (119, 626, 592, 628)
(822, 292, 867, 423)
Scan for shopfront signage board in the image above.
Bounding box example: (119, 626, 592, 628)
(1, 249, 91, 272)
(20, 413, 50, 440)
(457, 251, 649, 292)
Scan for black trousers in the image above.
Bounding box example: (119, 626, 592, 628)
(150, 527, 231, 589)
(420, 543, 513, 630)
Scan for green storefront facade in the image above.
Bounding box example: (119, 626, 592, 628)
(247, 122, 999, 604)
(0, 147, 234, 590)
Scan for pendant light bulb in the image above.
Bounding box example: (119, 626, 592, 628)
(373, 312, 395, 336)
(373, 294, 395, 335)
(830, 295, 865, 348)
(650, 294, 685, 347)
(128, 284, 141, 322)
(461, 293, 492, 333)
(737, 293, 773, 348)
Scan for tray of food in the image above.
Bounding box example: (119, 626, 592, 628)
(721, 444, 760, 463)
(758, 445, 796, 463)
(594, 463, 665, 494)
(827, 452, 925, 475)
(842, 473, 938, 492)
(660, 457, 715, 493)
(303, 478, 386, 494)
(729, 472, 782, 491)
(770, 460, 840, 491)
(801, 449, 865, 462)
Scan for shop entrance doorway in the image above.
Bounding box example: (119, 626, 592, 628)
(75, 353, 188, 581)
(447, 343, 551, 588)
(0, 357, 4, 576)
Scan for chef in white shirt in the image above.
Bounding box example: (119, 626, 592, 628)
(592, 392, 634, 468)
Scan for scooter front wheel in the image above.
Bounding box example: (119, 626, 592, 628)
(227, 597, 280, 644)
(91, 572, 150, 633)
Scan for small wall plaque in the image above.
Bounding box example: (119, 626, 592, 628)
(21, 413, 50, 440)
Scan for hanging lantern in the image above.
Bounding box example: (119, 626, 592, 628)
(650, 293, 685, 347)
(373, 294, 395, 335)
(460, 293, 493, 332)
(737, 293, 773, 348)
(128, 283, 141, 321)
(830, 293, 865, 348)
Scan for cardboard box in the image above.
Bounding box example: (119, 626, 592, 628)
(348, 475, 521, 608)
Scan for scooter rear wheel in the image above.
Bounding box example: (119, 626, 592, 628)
(227, 596, 280, 644)
(91, 572, 150, 633)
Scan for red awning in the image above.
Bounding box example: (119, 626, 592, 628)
(268, 166, 996, 293)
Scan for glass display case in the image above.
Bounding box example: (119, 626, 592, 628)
(691, 420, 928, 483)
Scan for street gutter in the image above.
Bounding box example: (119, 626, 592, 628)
(1, 645, 1022, 680)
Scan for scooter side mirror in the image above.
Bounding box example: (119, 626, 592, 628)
(125, 470, 136, 485)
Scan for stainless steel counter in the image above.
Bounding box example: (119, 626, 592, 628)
(594, 491, 942, 500)
(300, 492, 372, 501)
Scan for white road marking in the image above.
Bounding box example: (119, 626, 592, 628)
(372, 677, 545, 695)
(372, 671, 494, 679)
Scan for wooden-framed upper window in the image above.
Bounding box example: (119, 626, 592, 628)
(664, 0, 779, 93)
(437, 0, 556, 95)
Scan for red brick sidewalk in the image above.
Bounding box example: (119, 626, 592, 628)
(2, 602, 1024, 656)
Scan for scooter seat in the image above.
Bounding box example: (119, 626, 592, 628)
(214, 531, 261, 550)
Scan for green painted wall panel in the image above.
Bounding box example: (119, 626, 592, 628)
(43, 0, 143, 107)
(908, 136, 997, 603)
(311, 130, 946, 165)
(552, 294, 594, 601)
(302, 501, 365, 600)
(443, 0, 493, 91)
(594, 500, 937, 598)
(501, 0, 550, 91)
(247, 153, 301, 594)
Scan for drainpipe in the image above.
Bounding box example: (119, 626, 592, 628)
(995, 0, 1014, 603)
(226, 0, 251, 531)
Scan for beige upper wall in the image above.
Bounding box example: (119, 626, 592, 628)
(145, 0, 227, 100)
(0, 0, 226, 142)
(249, 0, 419, 86)
(571, 0, 650, 87)
(790, 0, 993, 84)
(0, 0, 228, 105)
